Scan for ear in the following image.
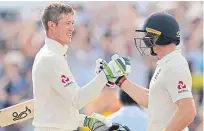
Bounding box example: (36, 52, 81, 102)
(47, 21, 56, 31)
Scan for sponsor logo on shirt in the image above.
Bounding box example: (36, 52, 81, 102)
(177, 81, 188, 93)
(61, 75, 73, 87)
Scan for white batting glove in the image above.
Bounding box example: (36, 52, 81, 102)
(95, 58, 106, 75)
(83, 113, 112, 131)
(95, 54, 131, 87)
(95, 58, 115, 87)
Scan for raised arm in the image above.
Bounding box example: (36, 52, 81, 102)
(49, 55, 130, 110)
(121, 79, 149, 108)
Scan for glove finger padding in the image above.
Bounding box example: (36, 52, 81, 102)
(92, 121, 109, 131)
(95, 58, 116, 88)
(108, 60, 124, 77)
(95, 58, 107, 74)
(123, 57, 131, 75)
(111, 55, 131, 76)
(84, 113, 113, 131)
(111, 54, 120, 60)
(91, 113, 112, 128)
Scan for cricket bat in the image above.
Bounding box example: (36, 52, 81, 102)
(0, 99, 34, 127)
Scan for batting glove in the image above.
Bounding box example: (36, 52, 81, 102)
(83, 113, 112, 131)
(95, 54, 131, 87)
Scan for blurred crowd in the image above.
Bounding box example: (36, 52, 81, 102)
(0, 1, 203, 131)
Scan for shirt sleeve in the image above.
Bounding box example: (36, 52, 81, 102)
(78, 114, 87, 126)
(165, 67, 193, 103)
(49, 57, 108, 110)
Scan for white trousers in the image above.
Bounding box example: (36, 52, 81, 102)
(34, 127, 77, 131)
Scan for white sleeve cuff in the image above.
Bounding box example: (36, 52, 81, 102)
(78, 114, 87, 127)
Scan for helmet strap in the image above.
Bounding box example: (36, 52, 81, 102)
(150, 47, 157, 56)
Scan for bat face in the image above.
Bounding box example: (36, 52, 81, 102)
(0, 99, 34, 127)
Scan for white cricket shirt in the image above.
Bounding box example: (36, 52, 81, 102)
(32, 38, 107, 130)
(147, 50, 193, 131)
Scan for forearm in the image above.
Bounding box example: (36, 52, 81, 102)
(164, 105, 196, 131)
(121, 79, 149, 108)
(73, 72, 108, 109)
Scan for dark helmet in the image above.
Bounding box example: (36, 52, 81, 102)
(134, 12, 180, 56)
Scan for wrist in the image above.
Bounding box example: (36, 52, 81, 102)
(79, 114, 87, 127)
(115, 76, 127, 87)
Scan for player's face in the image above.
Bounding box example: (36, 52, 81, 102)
(54, 13, 74, 45)
(153, 44, 164, 59)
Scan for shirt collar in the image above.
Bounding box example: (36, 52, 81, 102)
(157, 49, 181, 66)
(45, 37, 68, 56)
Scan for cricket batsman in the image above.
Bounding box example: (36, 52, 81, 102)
(32, 3, 131, 131)
(96, 12, 197, 131)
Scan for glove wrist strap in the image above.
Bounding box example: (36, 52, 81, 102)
(115, 76, 127, 87)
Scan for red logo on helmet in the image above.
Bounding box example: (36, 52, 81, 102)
(177, 81, 186, 90)
(61, 75, 70, 84)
